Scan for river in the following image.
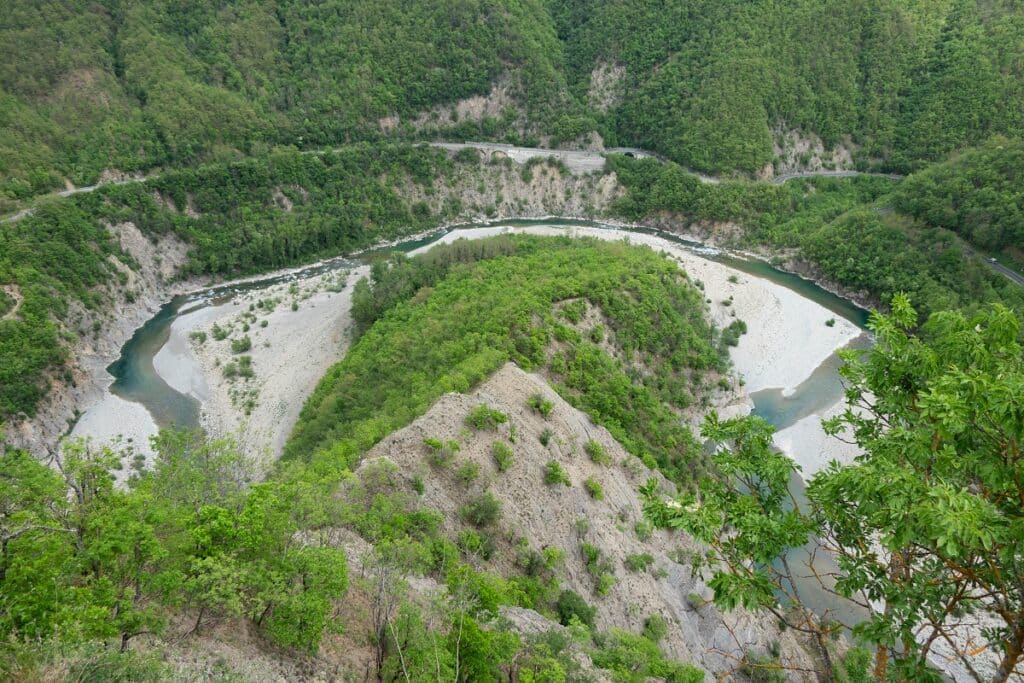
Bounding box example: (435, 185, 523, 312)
(99, 219, 869, 443)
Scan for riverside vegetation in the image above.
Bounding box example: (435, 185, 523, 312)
(2, 0, 1024, 679)
(1, 237, 733, 680)
(2, 236, 1022, 679)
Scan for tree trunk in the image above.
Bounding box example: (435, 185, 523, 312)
(991, 625, 1024, 683)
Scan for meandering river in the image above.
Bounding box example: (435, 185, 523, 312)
(105, 218, 869, 438)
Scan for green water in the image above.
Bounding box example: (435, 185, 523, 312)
(105, 217, 873, 630)
(107, 255, 355, 428)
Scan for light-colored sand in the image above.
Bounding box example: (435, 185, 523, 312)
(772, 401, 861, 479)
(156, 265, 369, 465)
(69, 393, 159, 484)
(153, 305, 219, 401)
(131, 224, 859, 473)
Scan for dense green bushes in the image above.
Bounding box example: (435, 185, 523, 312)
(0, 145, 454, 421)
(5, 0, 1024, 201)
(0, 0, 567, 201)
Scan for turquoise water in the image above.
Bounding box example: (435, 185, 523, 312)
(104, 217, 873, 629)
(107, 255, 355, 428)
(110, 220, 871, 432)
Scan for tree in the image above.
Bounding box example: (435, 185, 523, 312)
(643, 296, 1024, 681)
(810, 297, 1023, 681)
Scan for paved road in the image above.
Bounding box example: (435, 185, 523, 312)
(1, 177, 140, 224)
(987, 260, 1024, 285)
(3, 142, 1023, 288)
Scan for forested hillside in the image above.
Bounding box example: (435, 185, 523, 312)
(5, 0, 1024, 209)
(551, 0, 1024, 173)
(0, 0, 567, 209)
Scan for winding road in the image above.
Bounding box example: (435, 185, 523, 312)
(3, 140, 1022, 287)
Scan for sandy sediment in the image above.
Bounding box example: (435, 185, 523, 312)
(124, 224, 858, 471)
(68, 394, 160, 485)
(155, 265, 370, 466)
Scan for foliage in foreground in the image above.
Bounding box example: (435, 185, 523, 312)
(0, 430, 348, 673)
(644, 296, 1024, 681)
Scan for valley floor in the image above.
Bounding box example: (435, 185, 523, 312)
(67, 223, 862, 480)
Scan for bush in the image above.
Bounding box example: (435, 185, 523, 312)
(211, 323, 229, 341)
(555, 590, 596, 628)
(634, 519, 654, 542)
(584, 439, 611, 465)
(583, 477, 604, 500)
(492, 441, 513, 472)
(457, 529, 495, 559)
(222, 355, 254, 380)
(424, 437, 460, 468)
(466, 404, 509, 430)
(543, 460, 570, 486)
(456, 461, 480, 486)
(624, 553, 655, 573)
(189, 330, 207, 344)
(528, 392, 554, 418)
(720, 319, 748, 347)
(231, 336, 252, 353)
(460, 491, 502, 527)
(826, 318, 836, 327)
(539, 428, 554, 447)
(643, 614, 668, 643)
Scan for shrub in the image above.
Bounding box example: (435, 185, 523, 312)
(211, 323, 229, 341)
(544, 460, 570, 486)
(231, 336, 252, 353)
(556, 590, 596, 628)
(643, 614, 669, 643)
(596, 572, 616, 596)
(466, 404, 509, 430)
(189, 330, 207, 344)
(539, 428, 554, 447)
(528, 392, 554, 418)
(584, 477, 604, 500)
(826, 317, 836, 327)
(492, 441, 513, 472)
(424, 437, 460, 468)
(460, 491, 501, 527)
(634, 519, 654, 542)
(222, 355, 254, 380)
(260, 319, 268, 328)
(720, 319, 748, 347)
(590, 325, 604, 343)
(584, 439, 611, 465)
(458, 529, 495, 559)
(456, 461, 480, 486)
(625, 553, 655, 572)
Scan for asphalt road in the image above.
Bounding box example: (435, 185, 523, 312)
(3, 142, 1022, 289)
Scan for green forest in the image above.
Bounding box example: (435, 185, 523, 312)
(1, 0, 1024, 679)
(4, 0, 1024, 208)
(1, 239, 726, 681)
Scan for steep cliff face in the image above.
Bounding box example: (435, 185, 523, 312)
(6, 222, 190, 456)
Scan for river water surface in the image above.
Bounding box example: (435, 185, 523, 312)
(107, 219, 869, 435)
